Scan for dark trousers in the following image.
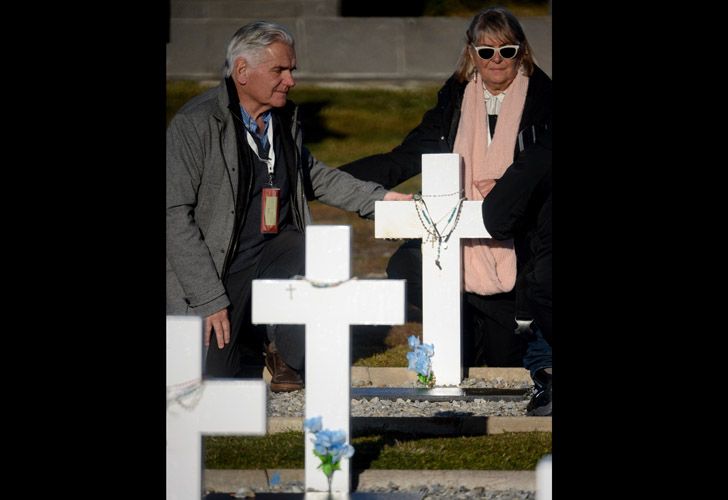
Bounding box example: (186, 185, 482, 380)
(387, 240, 526, 367)
(205, 230, 306, 377)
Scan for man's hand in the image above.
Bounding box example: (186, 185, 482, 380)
(205, 308, 230, 349)
(383, 191, 414, 201)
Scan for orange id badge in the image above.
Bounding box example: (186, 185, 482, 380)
(260, 187, 280, 233)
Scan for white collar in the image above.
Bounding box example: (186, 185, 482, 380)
(483, 86, 506, 115)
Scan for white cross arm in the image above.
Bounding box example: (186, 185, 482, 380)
(196, 381, 266, 434)
(166, 316, 267, 435)
(374, 200, 426, 238)
(251, 279, 406, 325)
(375, 200, 492, 239)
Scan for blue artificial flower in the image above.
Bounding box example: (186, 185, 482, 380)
(313, 429, 334, 454)
(408, 335, 420, 349)
(304, 416, 356, 482)
(406, 350, 418, 371)
(419, 342, 434, 357)
(329, 442, 355, 464)
(406, 336, 435, 385)
(269, 472, 281, 486)
(415, 353, 431, 377)
(303, 416, 322, 433)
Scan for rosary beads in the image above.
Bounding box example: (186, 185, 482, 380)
(413, 191, 465, 269)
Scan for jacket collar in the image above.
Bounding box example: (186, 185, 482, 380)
(209, 76, 239, 122)
(214, 76, 297, 130)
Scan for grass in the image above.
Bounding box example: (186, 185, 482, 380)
(206, 431, 551, 470)
(354, 343, 410, 367)
(352, 323, 421, 367)
(288, 85, 438, 174)
(166, 80, 212, 125)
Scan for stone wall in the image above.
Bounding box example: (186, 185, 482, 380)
(167, 1, 552, 82)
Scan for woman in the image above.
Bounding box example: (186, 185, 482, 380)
(340, 7, 552, 370)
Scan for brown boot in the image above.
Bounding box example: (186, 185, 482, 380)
(265, 342, 303, 392)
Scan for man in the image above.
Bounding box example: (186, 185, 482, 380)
(167, 21, 409, 391)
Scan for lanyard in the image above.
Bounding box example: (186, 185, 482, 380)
(245, 118, 276, 185)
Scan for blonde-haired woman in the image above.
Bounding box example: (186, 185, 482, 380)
(340, 8, 552, 412)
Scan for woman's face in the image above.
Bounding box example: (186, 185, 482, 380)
(472, 34, 521, 94)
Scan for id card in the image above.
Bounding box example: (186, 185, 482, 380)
(260, 187, 280, 233)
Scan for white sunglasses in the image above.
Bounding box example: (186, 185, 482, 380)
(471, 44, 520, 60)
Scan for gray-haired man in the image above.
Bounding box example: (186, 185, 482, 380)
(166, 21, 410, 391)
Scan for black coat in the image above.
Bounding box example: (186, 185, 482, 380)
(338, 65, 552, 189)
(482, 128, 552, 344)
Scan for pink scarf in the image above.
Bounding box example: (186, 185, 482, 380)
(454, 69, 529, 295)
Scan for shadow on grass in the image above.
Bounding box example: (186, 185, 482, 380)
(351, 431, 465, 474)
(351, 325, 393, 363)
(350, 433, 408, 487)
(351, 431, 551, 476)
(297, 100, 345, 144)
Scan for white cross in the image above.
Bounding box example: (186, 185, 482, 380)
(536, 454, 552, 500)
(251, 225, 405, 493)
(375, 153, 491, 386)
(166, 316, 267, 500)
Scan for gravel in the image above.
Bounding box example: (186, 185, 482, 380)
(229, 481, 535, 498)
(459, 377, 532, 390)
(267, 378, 534, 418)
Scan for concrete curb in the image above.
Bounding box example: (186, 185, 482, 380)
(262, 366, 531, 386)
(268, 416, 551, 435)
(205, 469, 536, 492)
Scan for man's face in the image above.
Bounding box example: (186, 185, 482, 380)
(236, 41, 296, 115)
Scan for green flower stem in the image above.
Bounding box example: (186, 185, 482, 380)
(313, 450, 341, 478)
(417, 372, 435, 387)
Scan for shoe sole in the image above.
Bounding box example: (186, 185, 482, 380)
(526, 401, 552, 416)
(270, 382, 303, 392)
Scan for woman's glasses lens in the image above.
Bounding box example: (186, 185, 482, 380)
(475, 45, 519, 60)
(499, 47, 517, 58)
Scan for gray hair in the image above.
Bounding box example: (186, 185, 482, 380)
(223, 21, 295, 78)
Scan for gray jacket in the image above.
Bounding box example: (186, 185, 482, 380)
(167, 81, 387, 317)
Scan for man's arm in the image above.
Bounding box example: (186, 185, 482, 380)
(304, 146, 390, 219)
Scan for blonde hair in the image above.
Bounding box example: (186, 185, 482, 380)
(454, 7, 535, 83)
